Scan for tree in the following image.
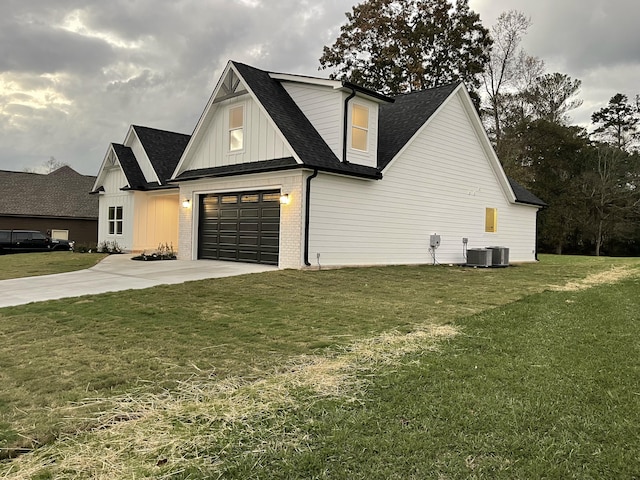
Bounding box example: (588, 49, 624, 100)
(319, 0, 492, 98)
(481, 10, 544, 151)
(591, 93, 639, 151)
(502, 119, 590, 254)
(23, 156, 68, 174)
(525, 72, 582, 125)
(579, 145, 640, 255)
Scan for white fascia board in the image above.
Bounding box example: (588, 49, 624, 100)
(92, 144, 118, 192)
(124, 126, 161, 184)
(269, 72, 341, 89)
(456, 86, 517, 204)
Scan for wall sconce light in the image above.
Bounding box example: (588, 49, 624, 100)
(182, 198, 191, 208)
(279, 193, 290, 205)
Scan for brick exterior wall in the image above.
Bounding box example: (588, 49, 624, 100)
(177, 170, 305, 269)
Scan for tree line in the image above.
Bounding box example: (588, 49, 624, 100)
(320, 0, 640, 256)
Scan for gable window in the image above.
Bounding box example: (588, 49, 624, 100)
(351, 104, 369, 151)
(485, 207, 497, 233)
(109, 206, 123, 235)
(229, 105, 244, 152)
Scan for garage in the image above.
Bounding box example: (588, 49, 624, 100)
(198, 190, 280, 265)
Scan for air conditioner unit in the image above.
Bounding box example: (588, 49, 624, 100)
(487, 246, 509, 267)
(466, 248, 492, 267)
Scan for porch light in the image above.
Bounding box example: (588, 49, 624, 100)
(182, 198, 191, 208)
(279, 193, 290, 205)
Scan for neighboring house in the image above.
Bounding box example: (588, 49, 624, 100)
(94, 60, 544, 268)
(0, 166, 98, 245)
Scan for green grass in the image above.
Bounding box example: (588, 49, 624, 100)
(0, 252, 107, 280)
(0, 254, 639, 477)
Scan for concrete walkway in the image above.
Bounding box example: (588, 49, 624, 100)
(0, 255, 277, 308)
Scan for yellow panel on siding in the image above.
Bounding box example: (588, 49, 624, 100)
(485, 207, 497, 233)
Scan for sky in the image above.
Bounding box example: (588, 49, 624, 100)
(1, 0, 638, 175)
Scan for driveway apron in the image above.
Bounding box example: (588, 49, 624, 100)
(0, 255, 277, 308)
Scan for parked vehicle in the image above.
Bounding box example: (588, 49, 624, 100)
(0, 230, 74, 254)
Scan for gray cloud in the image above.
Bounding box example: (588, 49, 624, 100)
(1, 0, 638, 175)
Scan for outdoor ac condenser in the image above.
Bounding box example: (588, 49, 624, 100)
(466, 248, 492, 267)
(487, 246, 510, 267)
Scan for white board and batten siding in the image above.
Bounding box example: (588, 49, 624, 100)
(184, 94, 293, 172)
(131, 192, 179, 252)
(97, 166, 135, 250)
(308, 90, 539, 267)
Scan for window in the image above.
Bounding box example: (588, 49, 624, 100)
(351, 104, 369, 151)
(229, 105, 244, 152)
(109, 206, 123, 235)
(485, 208, 497, 233)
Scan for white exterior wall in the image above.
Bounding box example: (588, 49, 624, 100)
(283, 83, 343, 160)
(185, 95, 293, 171)
(97, 166, 135, 250)
(177, 170, 305, 269)
(307, 91, 539, 267)
(131, 192, 179, 252)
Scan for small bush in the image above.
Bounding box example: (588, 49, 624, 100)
(97, 241, 124, 254)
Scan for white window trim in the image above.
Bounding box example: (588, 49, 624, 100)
(108, 206, 124, 236)
(228, 104, 245, 154)
(351, 103, 369, 153)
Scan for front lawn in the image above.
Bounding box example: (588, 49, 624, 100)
(0, 252, 107, 280)
(0, 255, 639, 478)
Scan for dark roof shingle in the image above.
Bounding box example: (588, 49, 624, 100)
(0, 166, 98, 219)
(131, 125, 190, 186)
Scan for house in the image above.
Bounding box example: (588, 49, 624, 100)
(0, 166, 98, 245)
(92, 125, 190, 252)
(93, 60, 544, 268)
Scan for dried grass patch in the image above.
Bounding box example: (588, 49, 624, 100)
(1, 324, 458, 479)
(549, 265, 639, 292)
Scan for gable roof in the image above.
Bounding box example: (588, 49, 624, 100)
(94, 126, 191, 193)
(153, 60, 542, 207)
(378, 83, 460, 169)
(132, 125, 191, 185)
(232, 62, 385, 178)
(0, 166, 98, 219)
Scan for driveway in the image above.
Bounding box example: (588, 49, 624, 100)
(0, 255, 277, 308)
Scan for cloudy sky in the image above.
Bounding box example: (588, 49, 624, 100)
(1, 0, 638, 175)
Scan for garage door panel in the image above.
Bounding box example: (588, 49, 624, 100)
(198, 190, 280, 265)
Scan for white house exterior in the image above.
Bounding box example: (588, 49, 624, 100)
(94, 60, 544, 268)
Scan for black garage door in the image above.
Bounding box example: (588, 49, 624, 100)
(198, 190, 280, 265)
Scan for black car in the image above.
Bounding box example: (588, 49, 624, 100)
(0, 230, 74, 254)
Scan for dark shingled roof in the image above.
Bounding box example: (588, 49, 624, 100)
(130, 126, 190, 187)
(174, 158, 300, 181)
(111, 143, 147, 190)
(168, 62, 543, 206)
(378, 83, 460, 169)
(233, 62, 380, 179)
(0, 166, 98, 219)
(508, 178, 547, 207)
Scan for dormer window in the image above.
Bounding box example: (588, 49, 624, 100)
(229, 105, 244, 152)
(351, 104, 369, 152)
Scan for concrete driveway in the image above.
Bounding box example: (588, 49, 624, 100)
(0, 254, 277, 308)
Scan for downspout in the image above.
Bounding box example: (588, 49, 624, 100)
(303, 169, 319, 266)
(342, 85, 357, 163)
